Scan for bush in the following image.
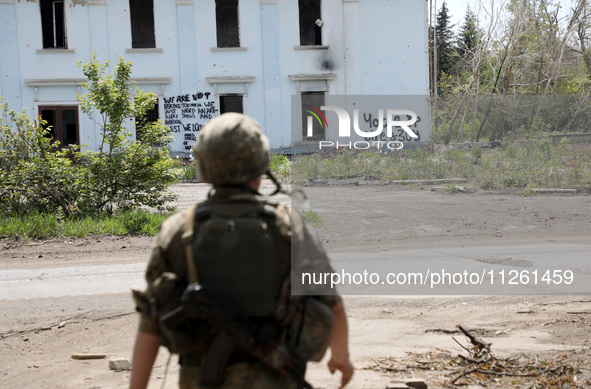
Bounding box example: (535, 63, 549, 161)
(0, 102, 85, 216)
(269, 154, 291, 179)
(179, 161, 198, 181)
(0, 56, 180, 218)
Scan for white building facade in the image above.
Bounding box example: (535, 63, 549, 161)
(0, 0, 430, 155)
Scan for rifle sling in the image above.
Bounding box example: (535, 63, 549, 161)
(199, 332, 237, 387)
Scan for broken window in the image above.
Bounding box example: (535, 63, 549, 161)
(129, 0, 156, 48)
(301, 92, 325, 140)
(298, 0, 322, 46)
(39, 106, 79, 146)
(135, 100, 159, 142)
(219, 94, 243, 114)
(216, 0, 240, 48)
(40, 0, 67, 49)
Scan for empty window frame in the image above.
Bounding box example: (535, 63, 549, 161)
(301, 92, 325, 140)
(216, 0, 240, 48)
(129, 0, 156, 48)
(39, 106, 79, 146)
(40, 0, 67, 49)
(298, 0, 322, 46)
(135, 100, 160, 142)
(219, 94, 244, 114)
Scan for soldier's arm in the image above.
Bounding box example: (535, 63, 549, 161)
(130, 210, 189, 388)
(130, 240, 165, 389)
(327, 297, 354, 388)
(129, 331, 161, 389)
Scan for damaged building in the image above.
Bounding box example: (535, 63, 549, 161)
(0, 0, 430, 154)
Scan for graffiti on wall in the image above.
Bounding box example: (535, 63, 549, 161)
(163, 92, 218, 152)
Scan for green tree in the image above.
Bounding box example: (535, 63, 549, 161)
(77, 55, 180, 213)
(456, 7, 479, 62)
(435, 1, 457, 93)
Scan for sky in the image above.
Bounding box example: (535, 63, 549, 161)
(437, 0, 476, 30)
(439, 0, 573, 31)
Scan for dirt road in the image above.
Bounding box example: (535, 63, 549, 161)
(1, 182, 590, 388)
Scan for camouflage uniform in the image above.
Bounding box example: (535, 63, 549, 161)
(137, 187, 339, 389)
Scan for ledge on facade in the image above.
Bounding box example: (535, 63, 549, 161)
(130, 77, 171, 85)
(294, 45, 329, 50)
(125, 48, 163, 53)
(210, 47, 248, 52)
(36, 49, 75, 54)
(293, 141, 324, 146)
(206, 76, 255, 84)
(289, 73, 336, 82)
(26, 79, 87, 87)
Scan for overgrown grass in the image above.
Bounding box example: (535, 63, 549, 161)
(5, 139, 588, 240)
(0, 210, 171, 240)
(302, 210, 324, 227)
(290, 138, 591, 190)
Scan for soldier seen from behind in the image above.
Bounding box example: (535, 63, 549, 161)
(129, 113, 354, 388)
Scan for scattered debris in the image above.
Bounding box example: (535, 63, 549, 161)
(92, 312, 135, 322)
(388, 378, 427, 389)
(0, 310, 134, 341)
(425, 328, 460, 335)
(494, 328, 511, 335)
(454, 324, 491, 363)
(109, 358, 131, 371)
(71, 354, 106, 360)
(0, 311, 92, 340)
(517, 299, 591, 314)
(368, 324, 583, 387)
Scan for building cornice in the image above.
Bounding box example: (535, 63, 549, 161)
(289, 74, 337, 82)
(207, 76, 255, 96)
(26, 79, 87, 87)
(130, 77, 171, 85)
(206, 76, 255, 84)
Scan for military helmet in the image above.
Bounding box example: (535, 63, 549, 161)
(193, 113, 270, 185)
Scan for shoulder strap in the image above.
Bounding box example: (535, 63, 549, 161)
(260, 202, 291, 270)
(181, 203, 212, 284)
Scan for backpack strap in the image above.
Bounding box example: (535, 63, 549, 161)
(181, 203, 213, 284)
(257, 202, 291, 273)
(257, 202, 298, 328)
